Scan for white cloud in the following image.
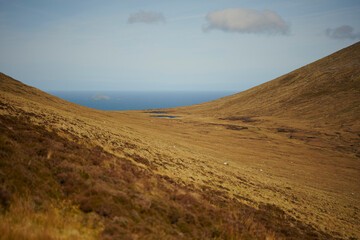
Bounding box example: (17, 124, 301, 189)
(128, 11, 165, 24)
(203, 8, 289, 35)
(91, 94, 110, 100)
(326, 25, 360, 40)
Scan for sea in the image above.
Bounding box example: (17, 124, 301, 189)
(48, 91, 236, 111)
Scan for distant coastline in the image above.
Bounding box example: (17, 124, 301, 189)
(48, 91, 236, 111)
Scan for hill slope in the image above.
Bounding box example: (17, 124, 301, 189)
(178, 42, 360, 129)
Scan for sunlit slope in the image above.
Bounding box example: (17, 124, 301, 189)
(180, 42, 360, 126)
(0, 73, 99, 113)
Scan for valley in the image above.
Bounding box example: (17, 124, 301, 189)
(0, 42, 359, 239)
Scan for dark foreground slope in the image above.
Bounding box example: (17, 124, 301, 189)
(178, 42, 360, 130)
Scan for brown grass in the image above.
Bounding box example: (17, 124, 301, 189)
(0, 197, 102, 240)
(0, 42, 359, 239)
(0, 109, 332, 239)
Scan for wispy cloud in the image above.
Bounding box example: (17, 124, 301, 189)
(127, 11, 165, 24)
(326, 25, 360, 40)
(203, 8, 290, 35)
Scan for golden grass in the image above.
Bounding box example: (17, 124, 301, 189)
(0, 110, 323, 239)
(0, 198, 102, 240)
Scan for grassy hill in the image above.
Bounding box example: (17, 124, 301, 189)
(0, 42, 359, 240)
(177, 42, 360, 129)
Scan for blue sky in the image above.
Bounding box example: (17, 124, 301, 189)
(0, 0, 359, 91)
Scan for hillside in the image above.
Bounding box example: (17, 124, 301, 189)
(177, 42, 360, 129)
(1, 42, 360, 240)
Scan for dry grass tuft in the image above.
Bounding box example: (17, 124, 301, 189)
(0, 197, 102, 240)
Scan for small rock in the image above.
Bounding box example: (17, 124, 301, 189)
(224, 162, 229, 165)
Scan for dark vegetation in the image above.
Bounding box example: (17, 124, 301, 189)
(219, 116, 258, 123)
(207, 123, 249, 131)
(150, 115, 180, 119)
(0, 108, 335, 239)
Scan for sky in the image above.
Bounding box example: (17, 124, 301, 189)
(0, 0, 359, 92)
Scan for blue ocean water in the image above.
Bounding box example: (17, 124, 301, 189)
(48, 91, 236, 111)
